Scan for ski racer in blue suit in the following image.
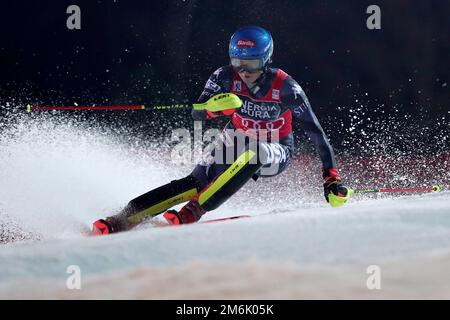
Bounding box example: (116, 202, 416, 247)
(91, 26, 351, 235)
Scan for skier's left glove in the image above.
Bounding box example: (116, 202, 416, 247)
(323, 168, 352, 207)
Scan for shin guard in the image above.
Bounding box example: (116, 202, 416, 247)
(118, 175, 200, 225)
(198, 148, 264, 211)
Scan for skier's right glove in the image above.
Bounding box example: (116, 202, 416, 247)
(323, 168, 353, 207)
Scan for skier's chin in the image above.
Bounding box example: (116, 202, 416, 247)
(239, 71, 261, 86)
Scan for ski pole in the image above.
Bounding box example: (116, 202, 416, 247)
(27, 104, 194, 112)
(27, 93, 243, 113)
(27, 105, 145, 112)
(354, 185, 441, 194)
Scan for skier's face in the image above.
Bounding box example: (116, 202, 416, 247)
(237, 69, 263, 86)
(231, 58, 263, 86)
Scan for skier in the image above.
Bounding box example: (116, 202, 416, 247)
(91, 26, 351, 235)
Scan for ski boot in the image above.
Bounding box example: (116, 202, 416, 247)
(163, 200, 206, 225)
(90, 218, 114, 236)
(90, 216, 131, 236)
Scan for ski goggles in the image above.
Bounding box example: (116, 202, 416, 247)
(230, 58, 264, 73)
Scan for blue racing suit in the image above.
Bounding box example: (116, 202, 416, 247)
(191, 65, 340, 190)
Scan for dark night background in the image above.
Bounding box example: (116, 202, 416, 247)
(0, 0, 449, 154)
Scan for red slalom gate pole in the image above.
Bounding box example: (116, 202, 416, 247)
(354, 185, 442, 194)
(27, 105, 145, 112)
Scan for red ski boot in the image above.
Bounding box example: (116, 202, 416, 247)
(163, 200, 206, 225)
(90, 218, 114, 236)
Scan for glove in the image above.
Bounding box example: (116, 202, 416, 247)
(323, 168, 352, 207)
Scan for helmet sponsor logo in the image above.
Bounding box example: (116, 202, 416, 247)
(237, 39, 256, 47)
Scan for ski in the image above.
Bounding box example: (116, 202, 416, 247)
(153, 215, 251, 228)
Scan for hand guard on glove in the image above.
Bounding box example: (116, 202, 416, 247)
(192, 109, 233, 121)
(207, 109, 235, 119)
(323, 168, 352, 207)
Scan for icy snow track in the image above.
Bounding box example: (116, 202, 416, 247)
(0, 191, 450, 298)
(9, 191, 450, 275)
(1, 115, 450, 298)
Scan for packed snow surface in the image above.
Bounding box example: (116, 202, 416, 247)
(1, 114, 449, 298)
